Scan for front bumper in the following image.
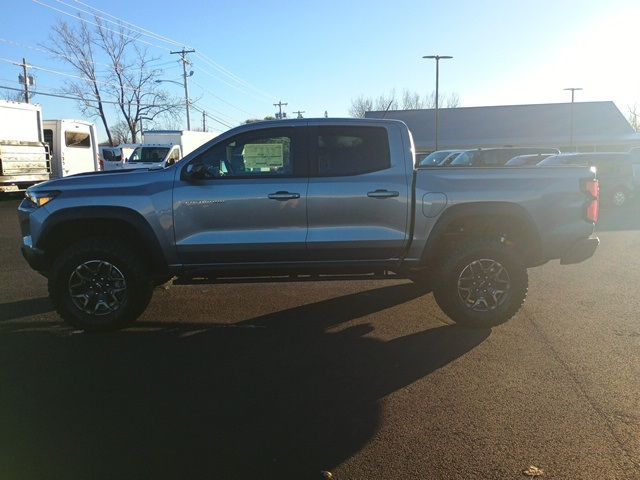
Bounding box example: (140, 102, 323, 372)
(21, 236, 48, 272)
(560, 235, 599, 265)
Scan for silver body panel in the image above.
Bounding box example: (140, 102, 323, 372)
(20, 118, 596, 274)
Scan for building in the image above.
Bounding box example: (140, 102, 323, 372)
(365, 101, 640, 158)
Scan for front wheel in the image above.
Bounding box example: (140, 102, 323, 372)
(433, 239, 528, 328)
(48, 238, 154, 332)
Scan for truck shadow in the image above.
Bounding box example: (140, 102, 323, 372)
(0, 283, 489, 480)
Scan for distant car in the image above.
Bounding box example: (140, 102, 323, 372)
(419, 150, 462, 167)
(438, 151, 462, 166)
(539, 152, 634, 207)
(99, 146, 123, 171)
(450, 148, 560, 167)
(505, 153, 553, 167)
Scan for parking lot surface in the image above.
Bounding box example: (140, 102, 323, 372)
(1, 197, 640, 479)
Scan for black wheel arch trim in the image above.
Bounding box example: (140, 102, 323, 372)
(420, 201, 543, 266)
(37, 206, 168, 273)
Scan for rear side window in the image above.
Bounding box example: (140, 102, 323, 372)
(316, 126, 390, 176)
(65, 131, 91, 148)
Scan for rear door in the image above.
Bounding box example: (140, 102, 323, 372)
(173, 125, 309, 264)
(305, 123, 410, 260)
(61, 122, 95, 176)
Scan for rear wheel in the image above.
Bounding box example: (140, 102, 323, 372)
(433, 238, 528, 328)
(611, 188, 629, 208)
(48, 238, 153, 332)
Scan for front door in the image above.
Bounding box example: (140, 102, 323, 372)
(173, 126, 309, 265)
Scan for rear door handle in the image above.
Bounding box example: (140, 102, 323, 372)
(268, 191, 300, 201)
(367, 189, 399, 199)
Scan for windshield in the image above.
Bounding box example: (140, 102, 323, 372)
(128, 146, 170, 163)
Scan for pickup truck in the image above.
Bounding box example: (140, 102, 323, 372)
(18, 118, 600, 332)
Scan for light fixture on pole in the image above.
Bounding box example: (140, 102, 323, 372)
(156, 70, 194, 130)
(422, 54, 453, 151)
(564, 87, 583, 151)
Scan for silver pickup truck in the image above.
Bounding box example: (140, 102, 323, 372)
(18, 118, 600, 332)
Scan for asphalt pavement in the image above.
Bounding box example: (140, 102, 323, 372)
(1, 197, 639, 479)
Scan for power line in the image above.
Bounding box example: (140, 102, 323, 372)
(191, 79, 255, 117)
(190, 103, 232, 129)
(0, 84, 179, 107)
(31, 0, 169, 50)
(33, 0, 276, 101)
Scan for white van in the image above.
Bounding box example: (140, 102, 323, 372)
(122, 130, 219, 170)
(43, 120, 99, 178)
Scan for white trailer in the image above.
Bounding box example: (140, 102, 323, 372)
(0, 101, 50, 193)
(43, 119, 99, 178)
(123, 130, 220, 169)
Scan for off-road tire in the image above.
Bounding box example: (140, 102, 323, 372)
(433, 238, 528, 328)
(48, 238, 153, 332)
(610, 187, 629, 208)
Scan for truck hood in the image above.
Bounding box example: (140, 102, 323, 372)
(28, 167, 172, 193)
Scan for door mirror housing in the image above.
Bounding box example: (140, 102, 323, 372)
(185, 162, 209, 180)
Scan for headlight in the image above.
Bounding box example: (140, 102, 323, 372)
(25, 190, 60, 208)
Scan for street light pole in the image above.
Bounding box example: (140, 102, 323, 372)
(422, 54, 453, 151)
(564, 87, 582, 151)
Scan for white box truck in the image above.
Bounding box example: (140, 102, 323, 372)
(43, 119, 99, 178)
(123, 130, 220, 169)
(0, 101, 50, 193)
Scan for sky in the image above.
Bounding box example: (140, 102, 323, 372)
(1, 0, 639, 143)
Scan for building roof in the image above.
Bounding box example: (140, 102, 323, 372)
(365, 101, 640, 151)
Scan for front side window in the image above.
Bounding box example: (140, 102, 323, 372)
(192, 129, 294, 178)
(65, 131, 91, 148)
(316, 126, 390, 176)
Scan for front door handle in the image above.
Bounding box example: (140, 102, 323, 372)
(367, 189, 399, 199)
(268, 191, 300, 201)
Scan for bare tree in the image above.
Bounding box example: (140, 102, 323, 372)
(373, 89, 398, 111)
(402, 89, 425, 109)
(349, 95, 374, 118)
(629, 104, 640, 132)
(110, 121, 132, 145)
(45, 20, 114, 144)
(43, 17, 181, 145)
(445, 92, 460, 108)
(350, 89, 461, 117)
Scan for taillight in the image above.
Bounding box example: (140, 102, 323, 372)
(586, 179, 599, 223)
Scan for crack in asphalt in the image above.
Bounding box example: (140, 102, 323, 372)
(522, 307, 640, 474)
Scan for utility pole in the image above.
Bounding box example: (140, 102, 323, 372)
(564, 87, 582, 151)
(18, 58, 33, 103)
(273, 100, 288, 119)
(170, 48, 196, 130)
(422, 54, 453, 151)
(202, 110, 207, 131)
(292, 110, 305, 119)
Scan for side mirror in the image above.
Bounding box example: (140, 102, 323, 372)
(185, 162, 209, 180)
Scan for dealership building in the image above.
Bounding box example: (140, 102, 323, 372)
(365, 101, 640, 158)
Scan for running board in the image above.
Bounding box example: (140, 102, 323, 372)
(174, 271, 403, 285)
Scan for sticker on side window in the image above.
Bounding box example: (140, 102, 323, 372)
(242, 143, 284, 170)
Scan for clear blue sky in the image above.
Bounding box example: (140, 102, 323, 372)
(1, 0, 638, 142)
